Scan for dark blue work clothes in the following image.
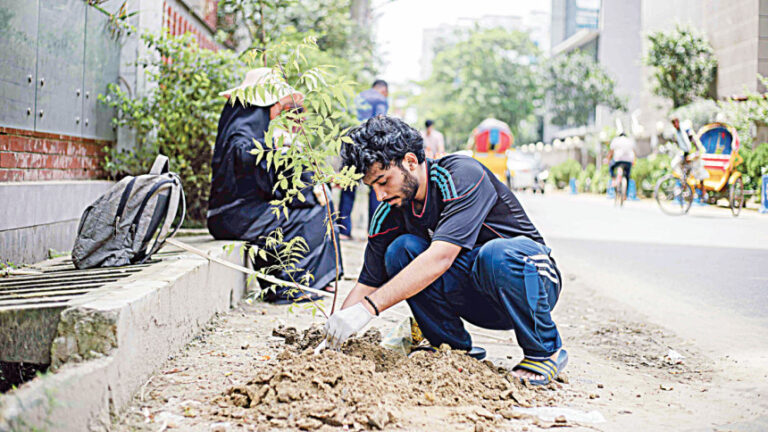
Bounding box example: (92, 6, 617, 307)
(385, 234, 562, 359)
(207, 102, 343, 293)
(337, 89, 388, 236)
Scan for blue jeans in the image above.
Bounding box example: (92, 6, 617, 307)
(338, 186, 382, 236)
(384, 234, 562, 359)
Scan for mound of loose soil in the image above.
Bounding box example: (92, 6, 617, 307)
(221, 326, 563, 430)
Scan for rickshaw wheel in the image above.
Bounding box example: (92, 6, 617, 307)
(729, 177, 744, 217)
(655, 174, 693, 216)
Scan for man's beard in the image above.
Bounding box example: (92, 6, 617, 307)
(392, 166, 419, 208)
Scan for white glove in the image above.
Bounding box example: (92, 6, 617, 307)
(324, 303, 373, 350)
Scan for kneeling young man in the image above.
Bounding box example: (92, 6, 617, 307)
(326, 116, 566, 384)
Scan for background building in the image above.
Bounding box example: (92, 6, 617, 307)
(545, 0, 768, 154)
(544, 0, 642, 146)
(639, 0, 768, 140)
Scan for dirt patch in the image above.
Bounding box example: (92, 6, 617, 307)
(588, 322, 710, 382)
(220, 327, 564, 430)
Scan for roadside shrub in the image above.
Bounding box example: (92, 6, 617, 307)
(549, 159, 582, 189)
(632, 153, 671, 198)
(739, 143, 768, 200)
(100, 32, 241, 224)
(576, 163, 595, 192)
(588, 164, 610, 194)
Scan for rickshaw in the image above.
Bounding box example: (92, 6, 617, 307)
(654, 122, 745, 216)
(698, 123, 745, 214)
(470, 118, 513, 186)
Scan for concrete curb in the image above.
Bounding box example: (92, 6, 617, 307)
(0, 239, 254, 431)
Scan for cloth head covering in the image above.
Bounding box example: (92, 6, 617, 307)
(219, 67, 295, 107)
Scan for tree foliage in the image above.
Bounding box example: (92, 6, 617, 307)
(544, 51, 626, 127)
(645, 25, 717, 108)
(217, 0, 377, 84)
(100, 32, 241, 223)
(414, 28, 541, 151)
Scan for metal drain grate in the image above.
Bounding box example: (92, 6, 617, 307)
(0, 261, 153, 311)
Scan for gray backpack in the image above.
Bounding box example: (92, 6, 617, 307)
(72, 155, 186, 269)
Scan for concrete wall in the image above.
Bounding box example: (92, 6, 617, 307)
(596, 0, 643, 131)
(706, 0, 760, 97)
(0, 181, 112, 264)
(543, 0, 642, 143)
(639, 0, 763, 129)
(757, 0, 768, 91)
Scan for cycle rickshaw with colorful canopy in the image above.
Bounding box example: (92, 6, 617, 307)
(655, 122, 745, 216)
(470, 118, 514, 186)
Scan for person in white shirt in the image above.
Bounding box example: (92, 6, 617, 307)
(605, 132, 636, 190)
(421, 120, 445, 159)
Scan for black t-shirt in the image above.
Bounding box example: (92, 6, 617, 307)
(359, 155, 544, 288)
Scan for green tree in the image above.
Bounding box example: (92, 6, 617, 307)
(231, 38, 360, 312)
(645, 25, 717, 108)
(544, 51, 626, 127)
(415, 28, 542, 150)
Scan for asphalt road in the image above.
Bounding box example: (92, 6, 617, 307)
(518, 191, 768, 361)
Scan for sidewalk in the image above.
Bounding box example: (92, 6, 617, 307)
(108, 235, 759, 431)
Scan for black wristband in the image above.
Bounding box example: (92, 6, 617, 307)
(363, 296, 380, 316)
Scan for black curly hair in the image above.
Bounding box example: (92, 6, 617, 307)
(341, 116, 425, 175)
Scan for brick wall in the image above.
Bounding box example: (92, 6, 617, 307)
(203, 0, 218, 31)
(0, 127, 109, 182)
(164, 1, 217, 51)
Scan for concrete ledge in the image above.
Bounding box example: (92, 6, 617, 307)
(0, 237, 256, 431)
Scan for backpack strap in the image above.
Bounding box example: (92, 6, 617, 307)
(138, 174, 187, 264)
(114, 177, 137, 233)
(146, 174, 186, 259)
(149, 155, 170, 175)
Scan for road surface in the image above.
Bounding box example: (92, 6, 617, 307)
(520, 191, 768, 428)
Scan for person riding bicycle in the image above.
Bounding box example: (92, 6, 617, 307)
(670, 118, 709, 204)
(605, 132, 636, 193)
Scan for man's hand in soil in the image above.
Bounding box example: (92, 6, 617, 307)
(324, 303, 374, 350)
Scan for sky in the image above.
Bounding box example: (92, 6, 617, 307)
(372, 0, 552, 84)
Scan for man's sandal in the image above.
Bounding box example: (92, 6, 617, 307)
(512, 349, 569, 386)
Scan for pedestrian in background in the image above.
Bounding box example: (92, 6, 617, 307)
(421, 119, 445, 159)
(337, 79, 389, 240)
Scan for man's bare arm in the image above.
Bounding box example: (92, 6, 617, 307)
(359, 240, 461, 314)
(341, 282, 377, 310)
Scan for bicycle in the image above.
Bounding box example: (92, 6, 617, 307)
(613, 165, 628, 207)
(654, 156, 694, 215)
